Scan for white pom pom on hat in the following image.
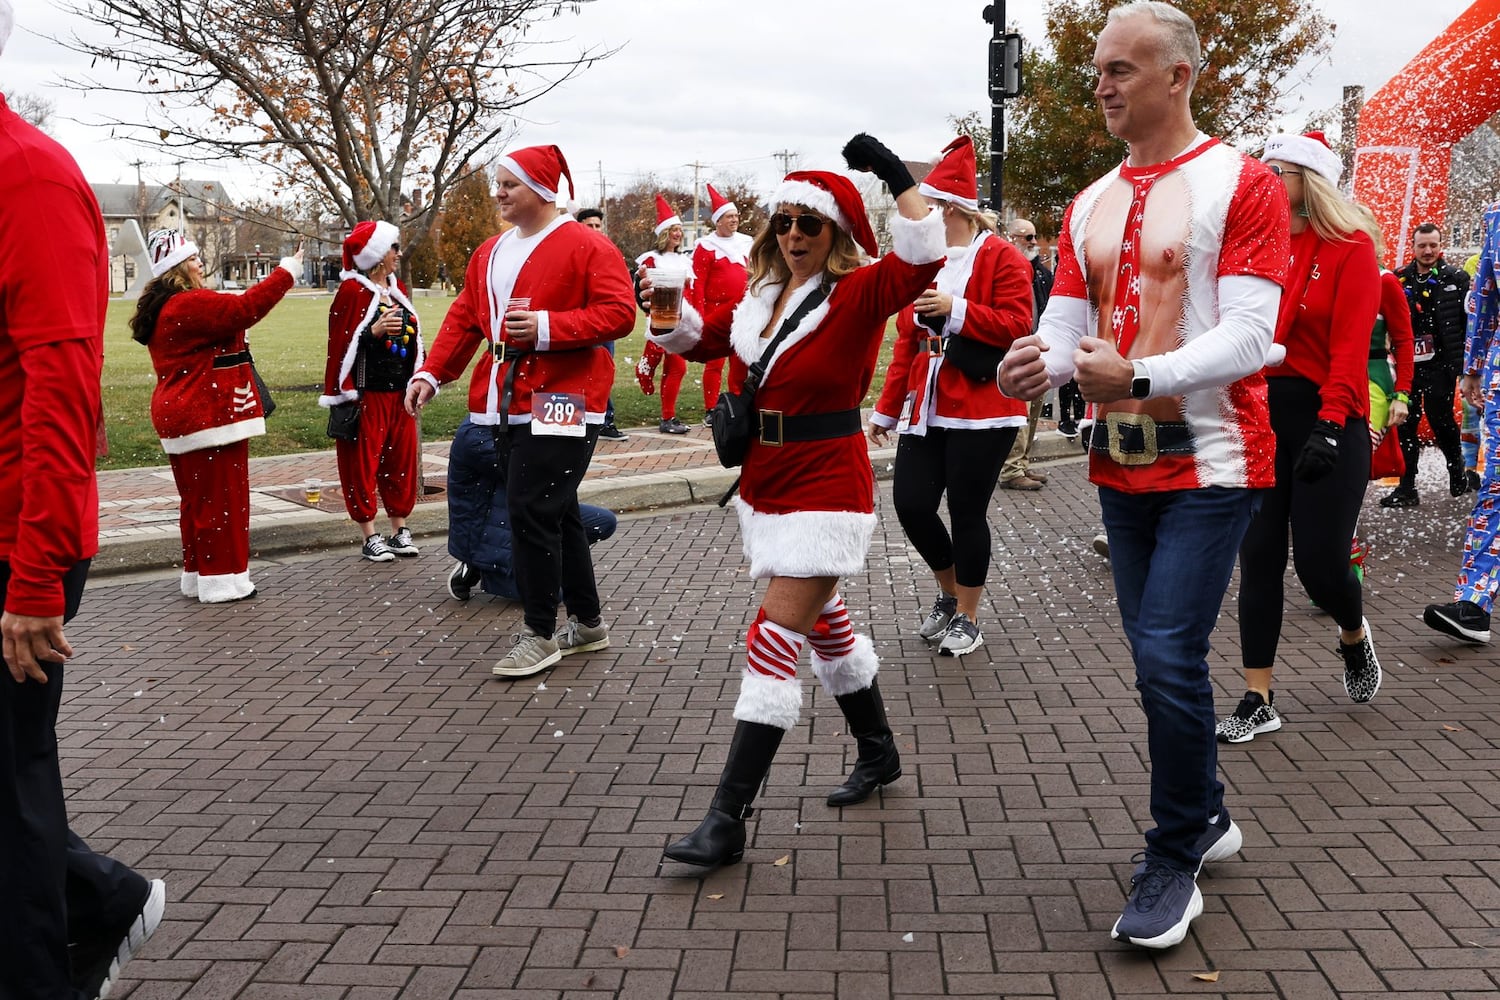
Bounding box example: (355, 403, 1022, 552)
(1262, 130, 1343, 186)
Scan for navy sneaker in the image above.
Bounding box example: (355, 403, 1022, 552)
(1111, 862, 1202, 949)
(1132, 808, 1243, 881)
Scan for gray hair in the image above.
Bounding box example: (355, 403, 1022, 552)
(1107, 1, 1201, 90)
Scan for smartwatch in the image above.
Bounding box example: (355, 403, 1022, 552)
(1130, 360, 1152, 400)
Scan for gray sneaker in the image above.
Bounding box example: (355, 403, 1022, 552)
(938, 612, 983, 656)
(492, 632, 561, 678)
(917, 593, 958, 640)
(554, 615, 609, 656)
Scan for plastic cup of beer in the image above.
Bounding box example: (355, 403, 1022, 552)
(647, 269, 684, 332)
(304, 477, 322, 504)
(505, 296, 531, 317)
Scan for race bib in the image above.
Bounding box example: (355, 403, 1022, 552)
(1414, 332, 1436, 363)
(896, 391, 916, 433)
(531, 392, 586, 437)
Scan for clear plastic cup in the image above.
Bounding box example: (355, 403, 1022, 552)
(304, 477, 322, 504)
(646, 269, 684, 332)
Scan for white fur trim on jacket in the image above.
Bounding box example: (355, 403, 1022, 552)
(320, 271, 425, 408)
(810, 633, 879, 697)
(160, 416, 266, 455)
(889, 207, 947, 265)
(733, 671, 803, 730)
(728, 279, 834, 370)
(645, 299, 704, 354)
(197, 570, 254, 604)
(770, 180, 850, 235)
(735, 499, 878, 580)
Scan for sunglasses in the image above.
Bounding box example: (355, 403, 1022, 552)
(390, 243, 402, 252)
(1268, 164, 1302, 178)
(1013, 233, 1037, 242)
(771, 212, 828, 238)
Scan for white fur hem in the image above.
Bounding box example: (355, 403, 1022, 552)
(733, 671, 803, 730)
(735, 500, 876, 580)
(160, 418, 265, 455)
(198, 571, 253, 604)
(318, 390, 359, 407)
(645, 300, 703, 354)
(890, 208, 946, 265)
(179, 571, 198, 597)
(811, 634, 879, 696)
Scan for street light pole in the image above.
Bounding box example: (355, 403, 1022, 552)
(982, 3, 1024, 214)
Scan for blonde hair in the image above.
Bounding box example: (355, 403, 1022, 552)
(653, 225, 682, 254)
(946, 201, 996, 235)
(1302, 169, 1380, 246)
(746, 208, 866, 294)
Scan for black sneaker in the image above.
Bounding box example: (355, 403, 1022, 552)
(599, 422, 629, 440)
(447, 560, 481, 601)
(1338, 616, 1382, 703)
(1468, 470, 1482, 493)
(1215, 690, 1281, 743)
(703, 410, 716, 428)
(659, 417, 689, 434)
(1058, 419, 1078, 438)
(361, 534, 396, 562)
(917, 593, 958, 640)
(1450, 467, 1472, 497)
(1378, 486, 1419, 508)
(1423, 600, 1492, 643)
(387, 526, 419, 557)
(71, 879, 166, 1000)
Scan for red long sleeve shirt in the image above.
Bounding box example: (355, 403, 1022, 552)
(1379, 270, 1415, 395)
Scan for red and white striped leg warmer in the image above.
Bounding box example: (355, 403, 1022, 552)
(809, 594, 879, 697)
(733, 609, 805, 731)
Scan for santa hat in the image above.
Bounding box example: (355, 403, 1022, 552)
(653, 194, 682, 235)
(918, 136, 980, 211)
(770, 171, 878, 258)
(1262, 130, 1342, 186)
(148, 229, 199, 278)
(0, 0, 14, 59)
(343, 220, 400, 271)
(498, 144, 576, 209)
(707, 183, 737, 224)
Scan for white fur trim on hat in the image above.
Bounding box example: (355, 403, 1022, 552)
(654, 213, 683, 236)
(498, 155, 556, 203)
(917, 181, 980, 212)
(353, 221, 399, 271)
(711, 201, 738, 223)
(148, 229, 199, 278)
(770, 180, 850, 236)
(1262, 133, 1342, 186)
(733, 671, 803, 731)
(0, 0, 14, 59)
(810, 634, 879, 697)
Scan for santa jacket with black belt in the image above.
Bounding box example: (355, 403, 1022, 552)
(147, 265, 294, 454)
(321, 271, 424, 405)
(689, 230, 753, 314)
(649, 208, 945, 580)
(870, 230, 1033, 435)
(413, 214, 635, 424)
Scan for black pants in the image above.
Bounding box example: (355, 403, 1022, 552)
(1058, 379, 1085, 425)
(891, 425, 1015, 588)
(1238, 378, 1369, 668)
(1398, 363, 1464, 489)
(495, 423, 603, 636)
(1, 560, 149, 1000)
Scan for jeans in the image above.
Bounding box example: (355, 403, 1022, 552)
(1098, 485, 1260, 872)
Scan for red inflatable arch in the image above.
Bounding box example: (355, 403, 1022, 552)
(1351, 0, 1500, 267)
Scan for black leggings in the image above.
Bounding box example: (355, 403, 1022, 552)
(891, 425, 1015, 588)
(1238, 377, 1369, 668)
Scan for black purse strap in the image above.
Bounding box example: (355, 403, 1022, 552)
(741, 282, 830, 397)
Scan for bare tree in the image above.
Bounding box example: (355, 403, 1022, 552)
(57, 0, 613, 252)
(3, 88, 54, 130)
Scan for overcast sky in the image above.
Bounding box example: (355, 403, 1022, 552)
(0, 0, 1482, 206)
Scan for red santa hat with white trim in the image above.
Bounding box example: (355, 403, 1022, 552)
(497, 144, 578, 211)
(148, 228, 200, 278)
(653, 194, 682, 235)
(1262, 130, 1342, 186)
(918, 136, 980, 211)
(342, 220, 400, 272)
(770, 171, 879, 258)
(706, 183, 737, 224)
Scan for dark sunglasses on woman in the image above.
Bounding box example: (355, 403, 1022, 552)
(771, 212, 827, 238)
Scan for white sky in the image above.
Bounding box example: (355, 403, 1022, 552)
(0, 0, 1482, 206)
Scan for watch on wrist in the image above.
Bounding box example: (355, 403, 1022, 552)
(1130, 360, 1152, 400)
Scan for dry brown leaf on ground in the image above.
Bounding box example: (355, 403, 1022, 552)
(1192, 970, 1220, 983)
(614, 945, 630, 959)
(1444, 724, 1466, 732)
(773, 855, 791, 866)
(706, 893, 724, 900)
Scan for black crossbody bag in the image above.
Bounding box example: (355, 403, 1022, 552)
(709, 283, 830, 469)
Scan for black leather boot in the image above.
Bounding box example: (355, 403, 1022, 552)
(662, 720, 784, 869)
(827, 680, 902, 807)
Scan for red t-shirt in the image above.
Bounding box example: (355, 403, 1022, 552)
(0, 94, 106, 616)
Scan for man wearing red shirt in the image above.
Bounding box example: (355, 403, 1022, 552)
(1, 4, 166, 993)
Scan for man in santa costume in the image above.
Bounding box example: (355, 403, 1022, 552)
(406, 144, 635, 679)
(690, 183, 755, 418)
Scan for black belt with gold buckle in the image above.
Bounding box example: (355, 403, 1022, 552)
(1087, 412, 1195, 466)
(757, 408, 862, 447)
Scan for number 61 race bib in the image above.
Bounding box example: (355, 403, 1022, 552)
(531, 391, 587, 437)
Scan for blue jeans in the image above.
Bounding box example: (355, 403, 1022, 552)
(1099, 485, 1260, 872)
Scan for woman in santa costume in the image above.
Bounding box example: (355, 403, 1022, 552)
(647, 135, 946, 871)
(869, 136, 1035, 657)
(322, 221, 426, 561)
(129, 229, 302, 603)
(690, 183, 755, 420)
(633, 195, 694, 433)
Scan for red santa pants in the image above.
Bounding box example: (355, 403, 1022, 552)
(336, 390, 419, 524)
(168, 440, 251, 601)
(659, 353, 687, 419)
(701, 358, 725, 410)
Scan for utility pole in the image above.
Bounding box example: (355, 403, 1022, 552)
(982, 3, 1023, 212)
(131, 159, 147, 231)
(596, 160, 612, 235)
(772, 149, 797, 176)
(687, 160, 704, 237)
(175, 161, 185, 235)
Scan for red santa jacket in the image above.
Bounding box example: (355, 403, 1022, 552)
(322, 271, 425, 405)
(416, 216, 635, 424)
(649, 211, 945, 580)
(1378, 269, 1415, 395)
(689, 232, 753, 314)
(147, 267, 294, 454)
(871, 231, 1033, 434)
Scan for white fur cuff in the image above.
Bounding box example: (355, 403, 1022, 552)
(198, 570, 254, 604)
(179, 571, 199, 598)
(735, 500, 876, 580)
(811, 634, 879, 696)
(890, 207, 946, 265)
(733, 671, 803, 730)
(645, 300, 704, 354)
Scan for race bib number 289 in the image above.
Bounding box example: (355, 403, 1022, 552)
(531, 391, 587, 437)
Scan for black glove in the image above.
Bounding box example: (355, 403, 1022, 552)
(1294, 419, 1342, 482)
(842, 133, 916, 198)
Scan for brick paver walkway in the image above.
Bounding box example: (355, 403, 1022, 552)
(65, 458, 1500, 998)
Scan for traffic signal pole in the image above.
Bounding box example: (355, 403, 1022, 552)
(983, 3, 1023, 213)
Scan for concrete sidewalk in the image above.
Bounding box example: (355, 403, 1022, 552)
(94, 414, 1086, 575)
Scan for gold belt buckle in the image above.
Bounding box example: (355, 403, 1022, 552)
(759, 409, 784, 446)
(924, 335, 943, 355)
(1105, 411, 1158, 466)
(490, 341, 507, 363)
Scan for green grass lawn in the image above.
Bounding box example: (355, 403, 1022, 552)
(99, 291, 899, 470)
